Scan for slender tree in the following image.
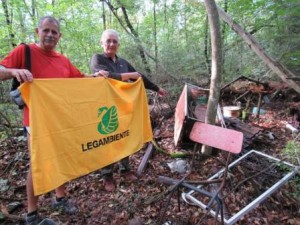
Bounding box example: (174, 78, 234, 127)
(153, 1, 158, 74)
(2, 0, 16, 48)
(217, 5, 300, 94)
(204, 15, 211, 76)
(101, 0, 106, 30)
(202, 0, 223, 155)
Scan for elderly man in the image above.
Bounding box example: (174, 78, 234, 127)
(0, 16, 85, 225)
(90, 29, 167, 192)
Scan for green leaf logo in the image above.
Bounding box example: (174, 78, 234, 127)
(97, 106, 119, 135)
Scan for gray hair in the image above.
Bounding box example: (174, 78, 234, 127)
(101, 29, 120, 42)
(38, 16, 60, 31)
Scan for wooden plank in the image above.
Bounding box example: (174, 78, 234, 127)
(174, 85, 187, 146)
(189, 122, 243, 154)
(194, 105, 207, 121)
(224, 117, 262, 138)
(137, 142, 154, 176)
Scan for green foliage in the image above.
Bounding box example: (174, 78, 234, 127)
(290, 176, 300, 200)
(0, 103, 23, 126)
(0, 0, 299, 209)
(283, 134, 300, 166)
(0, 0, 298, 129)
(0, 0, 299, 85)
(282, 134, 300, 200)
(0, 131, 8, 141)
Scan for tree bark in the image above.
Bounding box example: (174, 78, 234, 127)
(202, 0, 223, 155)
(153, 2, 158, 74)
(2, 0, 16, 48)
(217, 6, 300, 94)
(102, 0, 106, 30)
(204, 15, 211, 76)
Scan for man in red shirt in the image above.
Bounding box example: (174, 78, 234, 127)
(0, 16, 84, 225)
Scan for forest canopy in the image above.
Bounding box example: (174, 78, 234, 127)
(1, 0, 299, 85)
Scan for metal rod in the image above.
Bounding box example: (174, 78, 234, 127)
(182, 150, 299, 225)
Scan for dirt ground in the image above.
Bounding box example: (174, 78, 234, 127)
(1, 97, 300, 225)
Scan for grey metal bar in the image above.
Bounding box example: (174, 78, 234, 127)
(182, 150, 299, 225)
(226, 169, 298, 225)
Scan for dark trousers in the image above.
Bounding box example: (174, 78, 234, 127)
(101, 156, 130, 177)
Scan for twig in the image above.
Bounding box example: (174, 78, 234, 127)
(152, 140, 191, 158)
(0, 150, 26, 178)
(158, 174, 190, 223)
(223, 163, 277, 200)
(1, 204, 25, 222)
(0, 196, 26, 201)
(233, 90, 250, 103)
(0, 110, 15, 137)
(151, 140, 169, 155)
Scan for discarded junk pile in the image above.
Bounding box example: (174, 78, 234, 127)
(158, 83, 299, 225)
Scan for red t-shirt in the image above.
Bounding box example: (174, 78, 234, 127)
(0, 43, 84, 126)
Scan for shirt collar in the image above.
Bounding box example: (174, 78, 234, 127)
(103, 53, 119, 62)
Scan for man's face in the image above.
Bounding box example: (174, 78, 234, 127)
(101, 34, 119, 57)
(36, 19, 61, 51)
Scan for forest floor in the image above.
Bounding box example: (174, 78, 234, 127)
(0, 97, 300, 225)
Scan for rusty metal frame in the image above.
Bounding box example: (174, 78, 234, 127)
(174, 83, 210, 146)
(182, 150, 299, 225)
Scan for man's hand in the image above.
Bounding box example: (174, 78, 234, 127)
(121, 72, 141, 81)
(0, 68, 33, 82)
(158, 87, 168, 97)
(94, 70, 109, 78)
(11, 69, 33, 82)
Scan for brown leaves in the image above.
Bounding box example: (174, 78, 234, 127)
(1, 101, 300, 225)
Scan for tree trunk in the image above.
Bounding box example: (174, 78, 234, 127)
(2, 0, 16, 48)
(202, 0, 223, 155)
(153, 2, 158, 74)
(102, 0, 106, 30)
(217, 6, 300, 94)
(119, 4, 151, 75)
(204, 15, 211, 76)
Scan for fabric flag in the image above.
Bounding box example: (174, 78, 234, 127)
(19, 78, 153, 195)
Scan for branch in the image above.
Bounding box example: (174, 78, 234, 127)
(103, 0, 177, 81)
(1, 204, 24, 222)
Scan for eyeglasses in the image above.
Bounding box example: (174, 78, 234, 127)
(105, 39, 118, 45)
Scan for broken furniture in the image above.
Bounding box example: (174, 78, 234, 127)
(174, 83, 260, 149)
(160, 83, 299, 224)
(223, 117, 262, 148)
(174, 83, 210, 148)
(137, 142, 153, 176)
(159, 122, 244, 224)
(221, 76, 273, 119)
(162, 118, 298, 224)
(186, 122, 243, 223)
(182, 149, 299, 225)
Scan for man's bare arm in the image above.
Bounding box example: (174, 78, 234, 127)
(0, 65, 33, 82)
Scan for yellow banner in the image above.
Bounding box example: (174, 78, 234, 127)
(20, 78, 153, 195)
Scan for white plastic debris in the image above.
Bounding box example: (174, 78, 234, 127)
(286, 123, 299, 133)
(162, 221, 172, 225)
(267, 132, 275, 140)
(167, 159, 190, 174)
